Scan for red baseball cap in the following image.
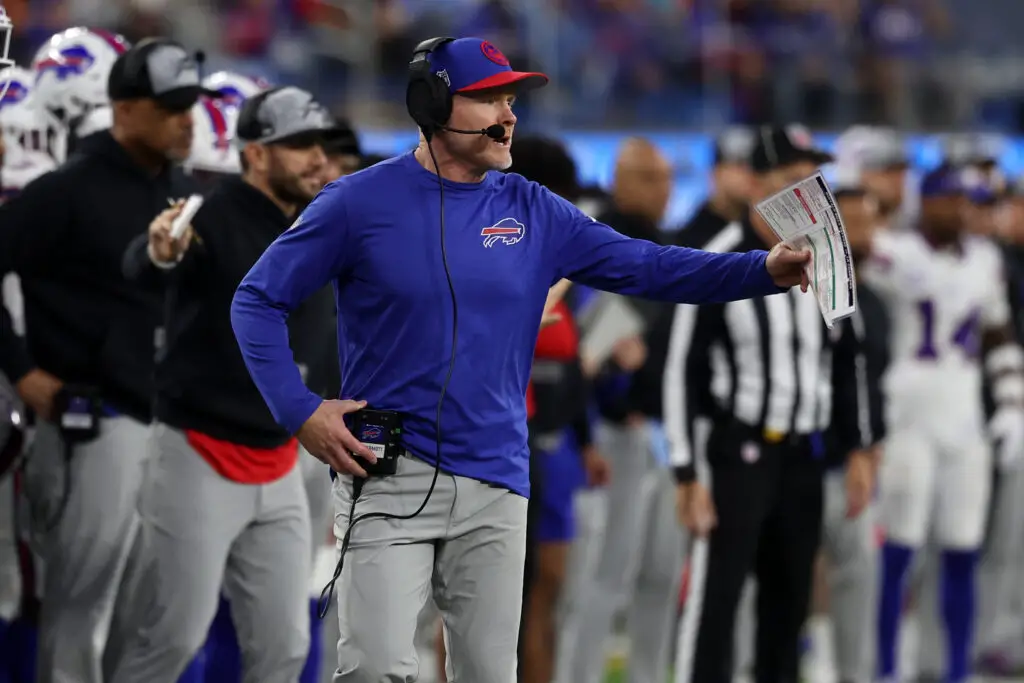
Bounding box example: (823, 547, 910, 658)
(427, 37, 549, 94)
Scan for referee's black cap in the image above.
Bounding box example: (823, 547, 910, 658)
(751, 125, 833, 173)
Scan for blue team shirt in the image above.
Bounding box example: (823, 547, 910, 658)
(230, 151, 782, 497)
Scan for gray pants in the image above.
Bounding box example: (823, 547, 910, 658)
(557, 421, 685, 683)
(332, 455, 527, 683)
(108, 423, 311, 683)
(21, 416, 149, 683)
(821, 470, 877, 683)
(302, 444, 334, 564)
(976, 465, 1024, 654)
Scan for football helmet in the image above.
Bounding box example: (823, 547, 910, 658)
(0, 65, 59, 195)
(31, 27, 130, 133)
(201, 70, 270, 108)
(185, 96, 240, 176)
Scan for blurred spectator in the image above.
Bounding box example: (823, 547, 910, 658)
(855, 0, 951, 127)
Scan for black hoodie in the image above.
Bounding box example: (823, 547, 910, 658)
(0, 131, 195, 420)
(122, 176, 337, 447)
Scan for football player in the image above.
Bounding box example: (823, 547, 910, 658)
(863, 166, 1024, 683)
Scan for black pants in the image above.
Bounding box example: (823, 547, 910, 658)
(688, 422, 824, 683)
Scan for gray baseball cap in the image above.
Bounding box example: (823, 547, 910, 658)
(107, 38, 220, 112)
(235, 86, 341, 146)
(834, 126, 908, 171)
(858, 128, 909, 170)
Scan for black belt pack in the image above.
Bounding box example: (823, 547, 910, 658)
(346, 408, 403, 476)
(55, 385, 102, 444)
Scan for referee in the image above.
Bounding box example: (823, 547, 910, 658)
(230, 38, 811, 683)
(664, 126, 871, 683)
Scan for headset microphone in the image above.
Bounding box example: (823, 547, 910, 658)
(442, 124, 505, 140)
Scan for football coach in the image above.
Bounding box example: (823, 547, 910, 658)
(230, 36, 811, 683)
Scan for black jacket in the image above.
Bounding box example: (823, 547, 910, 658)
(123, 176, 337, 447)
(589, 206, 670, 423)
(0, 131, 195, 420)
(826, 279, 889, 468)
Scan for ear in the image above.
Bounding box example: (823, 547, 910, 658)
(242, 142, 267, 172)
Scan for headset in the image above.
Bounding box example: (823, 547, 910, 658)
(317, 37, 469, 619)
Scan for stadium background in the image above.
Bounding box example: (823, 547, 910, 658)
(5, 1, 1024, 682)
(7, 0, 1024, 225)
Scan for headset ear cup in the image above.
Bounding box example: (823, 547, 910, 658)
(406, 73, 436, 133)
(428, 76, 452, 129)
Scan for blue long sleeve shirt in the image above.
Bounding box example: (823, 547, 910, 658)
(231, 151, 783, 497)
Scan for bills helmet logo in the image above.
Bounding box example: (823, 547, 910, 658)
(0, 79, 28, 108)
(361, 426, 383, 441)
(215, 86, 248, 107)
(202, 98, 231, 151)
(35, 45, 95, 81)
(481, 217, 526, 248)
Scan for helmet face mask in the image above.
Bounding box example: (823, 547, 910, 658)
(0, 6, 15, 101)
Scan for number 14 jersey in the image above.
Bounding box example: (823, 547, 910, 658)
(862, 229, 1010, 443)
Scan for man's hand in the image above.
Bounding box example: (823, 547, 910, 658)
(540, 279, 571, 329)
(676, 481, 716, 536)
(148, 199, 194, 265)
(540, 310, 562, 329)
(582, 445, 611, 487)
(296, 399, 378, 477)
(15, 368, 63, 421)
(844, 448, 876, 519)
(989, 405, 1024, 469)
(611, 335, 647, 372)
(766, 242, 811, 292)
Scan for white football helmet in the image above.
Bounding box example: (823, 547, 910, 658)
(185, 96, 240, 176)
(31, 27, 130, 133)
(201, 70, 269, 108)
(0, 66, 58, 195)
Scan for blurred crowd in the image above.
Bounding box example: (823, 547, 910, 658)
(3, 0, 1024, 130)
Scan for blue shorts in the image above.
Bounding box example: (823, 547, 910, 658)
(535, 428, 585, 544)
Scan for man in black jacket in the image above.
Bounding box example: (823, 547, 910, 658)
(0, 37, 202, 683)
(675, 127, 755, 246)
(108, 85, 339, 683)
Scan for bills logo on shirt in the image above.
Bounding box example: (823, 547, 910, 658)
(481, 217, 526, 248)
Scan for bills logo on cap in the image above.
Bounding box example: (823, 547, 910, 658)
(36, 45, 95, 81)
(480, 41, 509, 67)
(481, 217, 525, 247)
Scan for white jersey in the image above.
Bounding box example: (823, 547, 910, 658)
(862, 230, 1009, 443)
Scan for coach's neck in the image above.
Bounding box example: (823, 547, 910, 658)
(414, 142, 486, 184)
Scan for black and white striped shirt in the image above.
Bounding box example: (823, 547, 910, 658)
(661, 218, 870, 482)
